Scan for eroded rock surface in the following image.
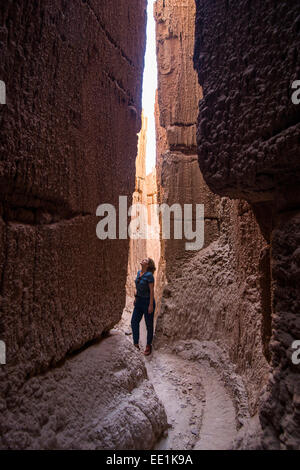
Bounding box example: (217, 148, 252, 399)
(194, 0, 300, 203)
(0, 331, 168, 449)
(194, 0, 300, 449)
(154, 199, 270, 415)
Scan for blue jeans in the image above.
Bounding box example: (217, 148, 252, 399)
(131, 297, 156, 346)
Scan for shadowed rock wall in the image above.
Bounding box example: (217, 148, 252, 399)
(194, 0, 300, 204)
(0, 0, 146, 389)
(194, 0, 300, 449)
(0, 0, 170, 450)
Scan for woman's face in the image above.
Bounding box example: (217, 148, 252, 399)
(140, 258, 149, 268)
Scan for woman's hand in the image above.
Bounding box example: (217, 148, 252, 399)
(148, 282, 154, 314)
(148, 303, 153, 314)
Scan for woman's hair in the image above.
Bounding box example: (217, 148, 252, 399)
(147, 258, 156, 274)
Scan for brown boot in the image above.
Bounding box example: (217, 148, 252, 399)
(134, 343, 140, 350)
(143, 344, 152, 356)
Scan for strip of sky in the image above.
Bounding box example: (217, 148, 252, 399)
(142, 0, 158, 175)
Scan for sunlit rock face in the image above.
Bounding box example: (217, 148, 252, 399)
(154, 0, 269, 427)
(0, 0, 170, 450)
(154, 0, 219, 269)
(155, 0, 202, 153)
(194, 0, 300, 449)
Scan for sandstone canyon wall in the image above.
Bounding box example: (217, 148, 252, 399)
(194, 0, 300, 449)
(0, 0, 168, 449)
(154, 0, 270, 420)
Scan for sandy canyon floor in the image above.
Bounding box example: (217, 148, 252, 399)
(115, 307, 250, 450)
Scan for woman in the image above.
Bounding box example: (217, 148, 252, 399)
(131, 257, 156, 356)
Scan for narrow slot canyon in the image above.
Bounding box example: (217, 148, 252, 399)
(0, 0, 299, 452)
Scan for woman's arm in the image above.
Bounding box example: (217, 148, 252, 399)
(148, 282, 154, 314)
(134, 271, 139, 306)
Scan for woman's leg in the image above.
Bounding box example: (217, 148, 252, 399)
(131, 303, 143, 345)
(144, 299, 155, 346)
